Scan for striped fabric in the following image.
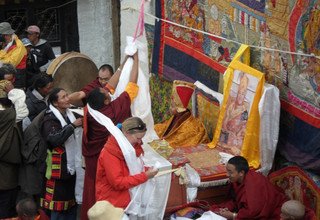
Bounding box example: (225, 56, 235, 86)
(40, 197, 76, 211)
(51, 147, 64, 179)
(41, 146, 76, 211)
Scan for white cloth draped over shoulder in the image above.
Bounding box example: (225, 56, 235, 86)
(48, 104, 84, 203)
(89, 36, 171, 219)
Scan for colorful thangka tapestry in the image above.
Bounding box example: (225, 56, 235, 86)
(151, 0, 320, 171)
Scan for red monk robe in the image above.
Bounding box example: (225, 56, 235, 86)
(81, 82, 138, 220)
(211, 170, 287, 219)
(81, 78, 101, 96)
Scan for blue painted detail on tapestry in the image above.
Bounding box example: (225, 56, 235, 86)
(231, 2, 266, 21)
(235, 0, 266, 13)
(151, 0, 163, 75)
(202, 35, 212, 56)
(163, 45, 220, 92)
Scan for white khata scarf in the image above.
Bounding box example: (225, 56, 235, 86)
(49, 104, 79, 174)
(49, 104, 84, 203)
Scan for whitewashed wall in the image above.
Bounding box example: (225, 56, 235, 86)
(77, 0, 114, 68)
(120, 0, 155, 74)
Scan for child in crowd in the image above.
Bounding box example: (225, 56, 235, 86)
(16, 198, 49, 220)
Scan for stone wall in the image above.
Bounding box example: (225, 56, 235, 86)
(77, 0, 114, 68)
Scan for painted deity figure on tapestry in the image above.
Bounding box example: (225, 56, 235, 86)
(302, 4, 320, 55)
(285, 176, 305, 203)
(219, 73, 250, 155)
(260, 27, 282, 84)
(166, 0, 205, 49)
(289, 54, 320, 108)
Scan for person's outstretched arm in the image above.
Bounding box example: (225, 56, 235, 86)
(124, 52, 139, 102)
(106, 55, 130, 92)
(68, 91, 86, 106)
(129, 52, 139, 84)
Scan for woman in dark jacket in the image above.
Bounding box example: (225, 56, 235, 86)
(40, 88, 82, 220)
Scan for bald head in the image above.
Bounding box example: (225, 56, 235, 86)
(281, 200, 305, 220)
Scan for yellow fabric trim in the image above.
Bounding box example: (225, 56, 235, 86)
(46, 187, 54, 194)
(209, 44, 264, 168)
(125, 82, 139, 102)
(52, 164, 60, 169)
(154, 114, 209, 148)
(0, 35, 26, 67)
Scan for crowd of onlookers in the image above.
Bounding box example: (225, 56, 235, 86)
(0, 21, 155, 220)
(0, 21, 58, 219)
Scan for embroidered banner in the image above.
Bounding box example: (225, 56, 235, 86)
(150, 0, 320, 171)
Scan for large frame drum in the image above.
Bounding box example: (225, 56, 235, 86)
(47, 52, 98, 94)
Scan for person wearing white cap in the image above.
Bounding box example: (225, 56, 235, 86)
(0, 22, 27, 89)
(25, 25, 55, 87)
(87, 201, 129, 220)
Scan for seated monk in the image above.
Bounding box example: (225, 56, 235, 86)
(211, 156, 287, 219)
(154, 80, 209, 148)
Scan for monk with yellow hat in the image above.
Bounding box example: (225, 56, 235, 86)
(154, 80, 209, 148)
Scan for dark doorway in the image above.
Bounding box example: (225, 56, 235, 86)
(0, 0, 79, 53)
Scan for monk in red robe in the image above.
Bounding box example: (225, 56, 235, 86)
(80, 52, 139, 220)
(69, 56, 129, 106)
(211, 156, 287, 219)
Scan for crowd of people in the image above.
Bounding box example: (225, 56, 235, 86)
(0, 21, 313, 220)
(0, 21, 160, 220)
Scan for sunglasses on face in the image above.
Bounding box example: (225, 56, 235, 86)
(128, 124, 147, 131)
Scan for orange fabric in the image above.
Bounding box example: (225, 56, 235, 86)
(124, 82, 139, 102)
(95, 135, 148, 208)
(154, 110, 209, 148)
(105, 83, 115, 95)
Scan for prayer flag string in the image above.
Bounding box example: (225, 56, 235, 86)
(122, 6, 320, 60)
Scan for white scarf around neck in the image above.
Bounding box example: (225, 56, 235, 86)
(49, 104, 78, 175)
(49, 104, 85, 203)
